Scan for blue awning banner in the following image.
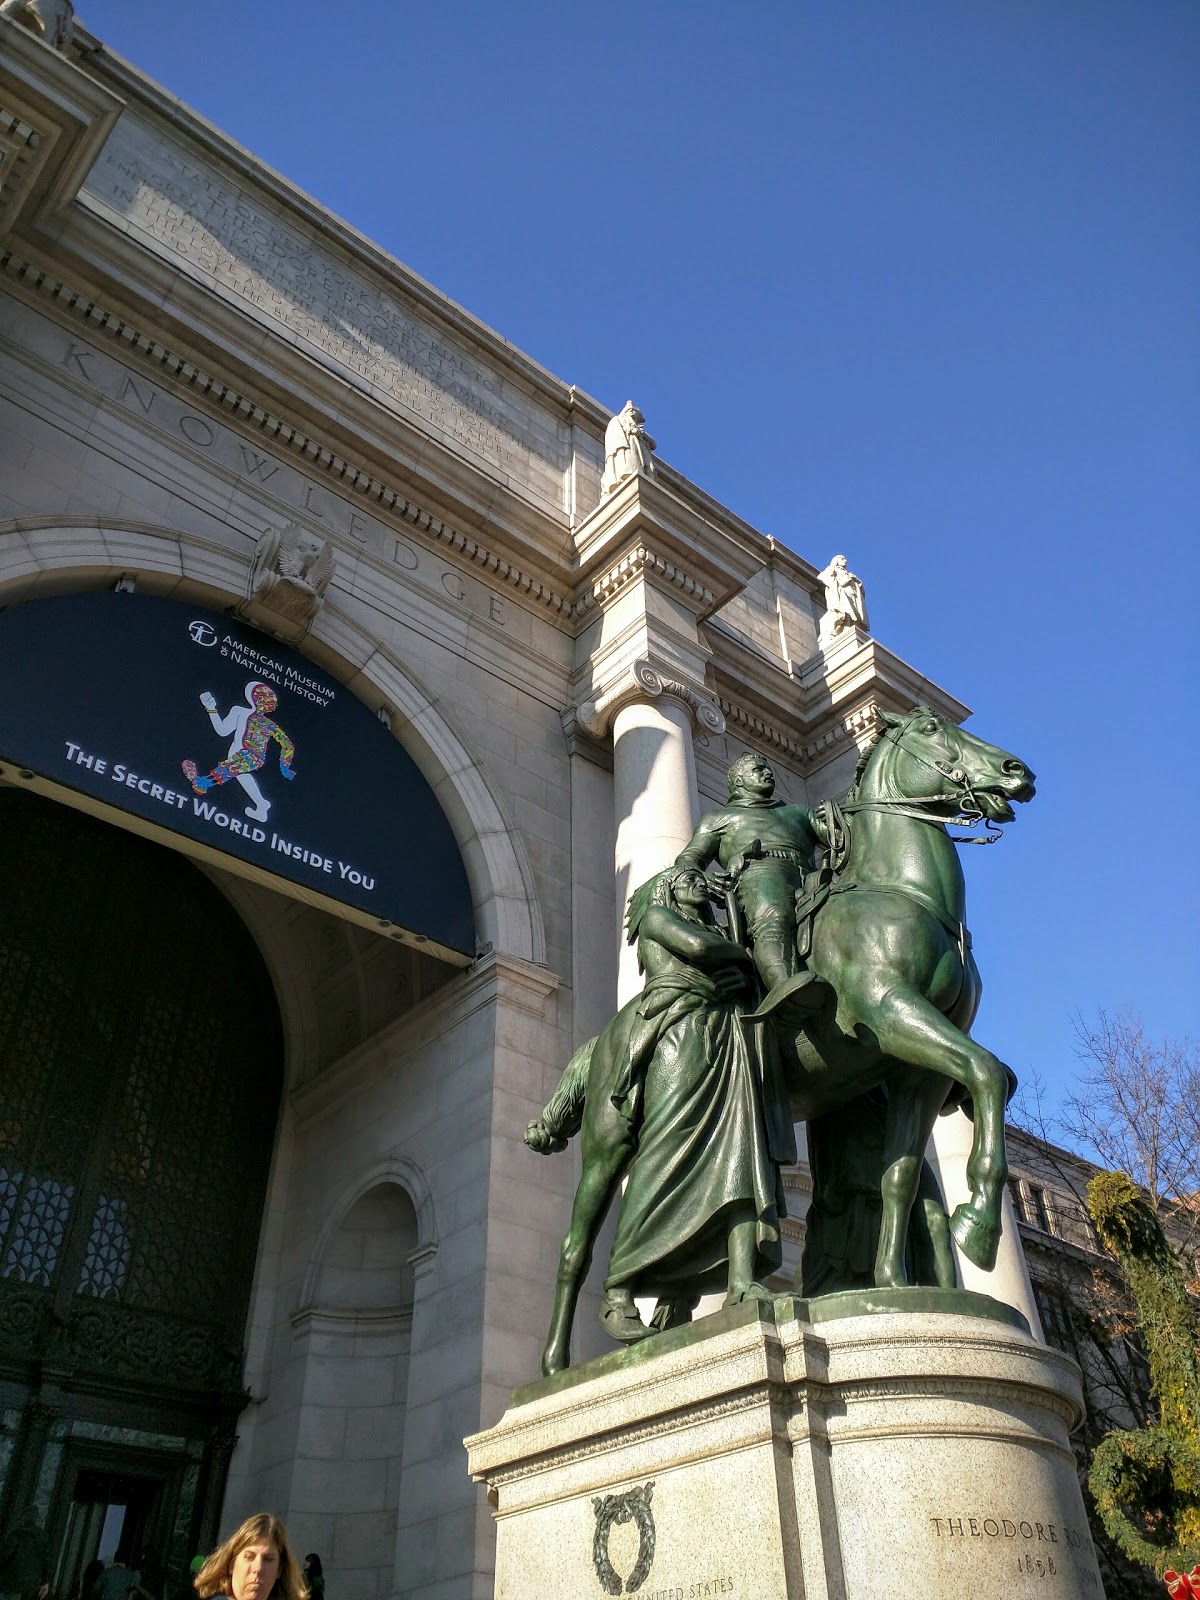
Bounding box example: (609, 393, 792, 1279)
(0, 592, 475, 961)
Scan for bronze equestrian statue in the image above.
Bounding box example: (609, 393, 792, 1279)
(526, 706, 1035, 1374)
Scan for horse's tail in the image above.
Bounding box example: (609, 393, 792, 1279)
(524, 1036, 595, 1154)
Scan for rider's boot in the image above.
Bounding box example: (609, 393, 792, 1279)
(743, 967, 831, 1024)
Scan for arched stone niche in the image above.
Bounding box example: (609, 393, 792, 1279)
(288, 1168, 433, 1594)
(314, 1185, 419, 1312)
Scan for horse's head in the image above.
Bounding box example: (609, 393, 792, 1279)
(872, 706, 1036, 823)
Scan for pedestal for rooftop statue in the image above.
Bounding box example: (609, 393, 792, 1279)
(466, 1295, 1106, 1600)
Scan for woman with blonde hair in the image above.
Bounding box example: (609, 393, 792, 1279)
(194, 1516, 306, 1600)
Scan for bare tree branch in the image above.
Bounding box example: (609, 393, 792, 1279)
(1061, 1009, 1200, 1262)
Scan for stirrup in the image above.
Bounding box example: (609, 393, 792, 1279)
(743, 970, 829, 1023)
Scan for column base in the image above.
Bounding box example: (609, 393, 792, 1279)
(466, 1296, 1106, 1600)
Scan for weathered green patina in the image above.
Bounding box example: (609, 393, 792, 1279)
(674, 752, 826, 999)
(787, 706, 1033, 1288)
(526, 865, 793, 1376)
(526, 706, 1036, 1374)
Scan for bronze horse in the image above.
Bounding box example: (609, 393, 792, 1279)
(526, 707, 1035, 1372)
(784, 706, 1034, 1287)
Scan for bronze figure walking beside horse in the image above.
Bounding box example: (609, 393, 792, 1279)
(526, 706, 1035, 1375)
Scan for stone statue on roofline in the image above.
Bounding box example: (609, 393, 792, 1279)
(816, 552, 869, 646)
(0, 0, 74, 51)
(601, 401, 657, 497)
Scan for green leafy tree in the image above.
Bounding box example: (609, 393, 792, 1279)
(1011, 1011, 1200, 1593)
(1086, 1171, 1200, 1577)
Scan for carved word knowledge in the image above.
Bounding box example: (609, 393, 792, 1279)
(55, 337, 513, 632)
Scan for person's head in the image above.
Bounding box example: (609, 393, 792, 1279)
(248, 682, 278, 714)
(194, 1516, 305, 1600)
(625, 865, 712, 944)
(727, 753, 775, 801)
(301, 1558, 321, 1581)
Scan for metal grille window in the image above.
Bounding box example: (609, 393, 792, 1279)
(2, 1172, 76, 1285)
(77, 1196, 132, 1298)
(0, 791, 283, 1392)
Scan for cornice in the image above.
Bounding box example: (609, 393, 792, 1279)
(571, 472, 764, 622)
(717, 693, 883, 771)
(572, 539, 715, 622)
(709, 621, 972, 774)
(0, 104, 40, 228)
(0, 17, 122, 236)
(0, 248, 582, 620)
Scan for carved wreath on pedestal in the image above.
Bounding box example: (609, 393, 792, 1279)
(592, 1481, 656, 1595)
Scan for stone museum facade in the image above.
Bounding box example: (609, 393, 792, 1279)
(0, 14, 1046, 1600)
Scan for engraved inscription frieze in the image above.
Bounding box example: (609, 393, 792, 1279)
(929, 1512, 1101, 1589)
(13, 312, 530, 640)
(82, 117, 568, 504)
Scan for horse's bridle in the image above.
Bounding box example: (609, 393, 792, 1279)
(842, 725, 1006, 846)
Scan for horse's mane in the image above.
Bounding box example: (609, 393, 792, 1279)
(847, 706, 937, 799)
(848, 733, 881, 798)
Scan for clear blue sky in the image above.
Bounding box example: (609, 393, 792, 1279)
(79, 1, 1200, 1105)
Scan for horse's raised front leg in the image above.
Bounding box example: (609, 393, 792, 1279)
(875, 1070, 953, 1288)
(542, 1129, 632, 1377)
(869, 989, 1010, 1271)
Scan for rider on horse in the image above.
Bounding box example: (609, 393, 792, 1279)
(674, 753, 831, 1018)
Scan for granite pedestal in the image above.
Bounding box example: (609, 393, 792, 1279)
(466, 1293, 1106, 1600)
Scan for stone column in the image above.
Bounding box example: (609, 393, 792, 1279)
(0, 1395, 58, 1532)
(579, 661, 724, 1005)
(196, 1429, 238, 1548)
(929, 1110, 1043, 1337)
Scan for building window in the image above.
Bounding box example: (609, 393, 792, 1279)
(1026, 1183, 1051, 1232)
(1009, 1177, 1053, 1233)
(1035, 1285, 1073, 1345)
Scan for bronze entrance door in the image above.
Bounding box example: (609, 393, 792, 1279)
(0, 791, 284, 1595)
(53, 1452, 177, 1600)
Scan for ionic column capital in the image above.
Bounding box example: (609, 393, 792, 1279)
(576, 659, 726, 742)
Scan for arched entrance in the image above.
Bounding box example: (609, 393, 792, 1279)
(0, 790, 284, 1596)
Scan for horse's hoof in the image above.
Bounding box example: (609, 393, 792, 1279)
(950, 1204, 1000, 1270)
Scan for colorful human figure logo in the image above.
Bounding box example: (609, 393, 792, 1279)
(182, 680, 296, 822)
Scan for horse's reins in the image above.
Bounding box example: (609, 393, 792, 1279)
(817, 792, 974, 964)
(841, 727, 1007, 846)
